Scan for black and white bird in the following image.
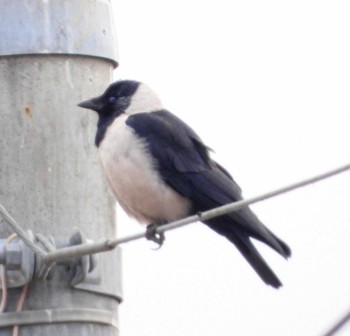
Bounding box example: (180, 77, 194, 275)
(78, 80, 291, 288)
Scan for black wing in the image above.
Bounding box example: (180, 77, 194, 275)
(126, 110, 242, 198)
(126, 110, 290, 287)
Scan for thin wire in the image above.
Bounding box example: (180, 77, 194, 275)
(0, 204, 46, 256)
(0, 265, 7, 313)
(35, 233, 56, 252)
(12, 284, 29, 336)
(321, 309, 350, 336)
(35, 233, 57, 280)
(43, 162, 350, 264)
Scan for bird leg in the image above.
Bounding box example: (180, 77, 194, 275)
(145, 223, 166, 247)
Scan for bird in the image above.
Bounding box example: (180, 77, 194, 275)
(78, 79, 291, 288)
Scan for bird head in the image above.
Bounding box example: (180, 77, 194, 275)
(78, 80, 163, 117)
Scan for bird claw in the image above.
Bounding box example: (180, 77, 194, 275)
(145, 223, 165, 248)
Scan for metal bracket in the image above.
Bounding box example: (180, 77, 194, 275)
(0, 232, 35, 288)
(73, 246, 122, 302)
(0, 230, 122, 302)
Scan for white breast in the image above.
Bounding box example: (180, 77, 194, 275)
(98, 114, 191, 224)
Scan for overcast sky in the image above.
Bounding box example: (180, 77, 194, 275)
(110, 1, 350, 335)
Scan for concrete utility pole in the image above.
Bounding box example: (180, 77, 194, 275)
(0, 1, 120, 335)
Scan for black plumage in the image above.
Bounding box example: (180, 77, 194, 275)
(127, 110, 291, 288)
(78, 80, 291, 288)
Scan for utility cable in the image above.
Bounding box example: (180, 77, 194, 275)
(321, 308, 350, 336)
(0, 265, 7, 313)
(43, 162, 350, 264)
(12, 284, 29, 336)
(0, 204, 46, 256)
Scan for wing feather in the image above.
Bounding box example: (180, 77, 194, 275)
(126, 110, 291, 258)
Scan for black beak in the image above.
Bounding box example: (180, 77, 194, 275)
(77, 96, 103, 112)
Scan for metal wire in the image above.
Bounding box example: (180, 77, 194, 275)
(321, 309, 350, 336)
(42, 162, 350, 264)
(0, 265, 7, 313)
(12, 284, 29, 336)
(0, 204, 46, 256)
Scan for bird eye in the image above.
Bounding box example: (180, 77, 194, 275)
(108, 96, 117, 104)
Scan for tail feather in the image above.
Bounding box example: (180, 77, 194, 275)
(226, 230, 283, 288)
(266, 229, 292, 258)
(204, 217, 287, 288)
(236, 208, 291, 259)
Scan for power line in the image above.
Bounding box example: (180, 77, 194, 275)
(1, 163, 349, 264)
(0, 204, 46, 256)
(42, 162, 350, 264)
(321, 309, 350, 336)
(0, 265, 7, 313)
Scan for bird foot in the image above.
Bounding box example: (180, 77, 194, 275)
(145, 223, 165, 248)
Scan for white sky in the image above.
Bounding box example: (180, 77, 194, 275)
(111, 1, 350, 335)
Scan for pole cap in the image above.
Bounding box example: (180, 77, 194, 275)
(0, 0, 118, 67)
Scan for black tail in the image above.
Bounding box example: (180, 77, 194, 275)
(225, 229, 284, 288)
(204, 216, 290, 288)
(264, 228, 291, 258)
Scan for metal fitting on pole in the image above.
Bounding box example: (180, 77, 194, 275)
(0, 235, 35, 288)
